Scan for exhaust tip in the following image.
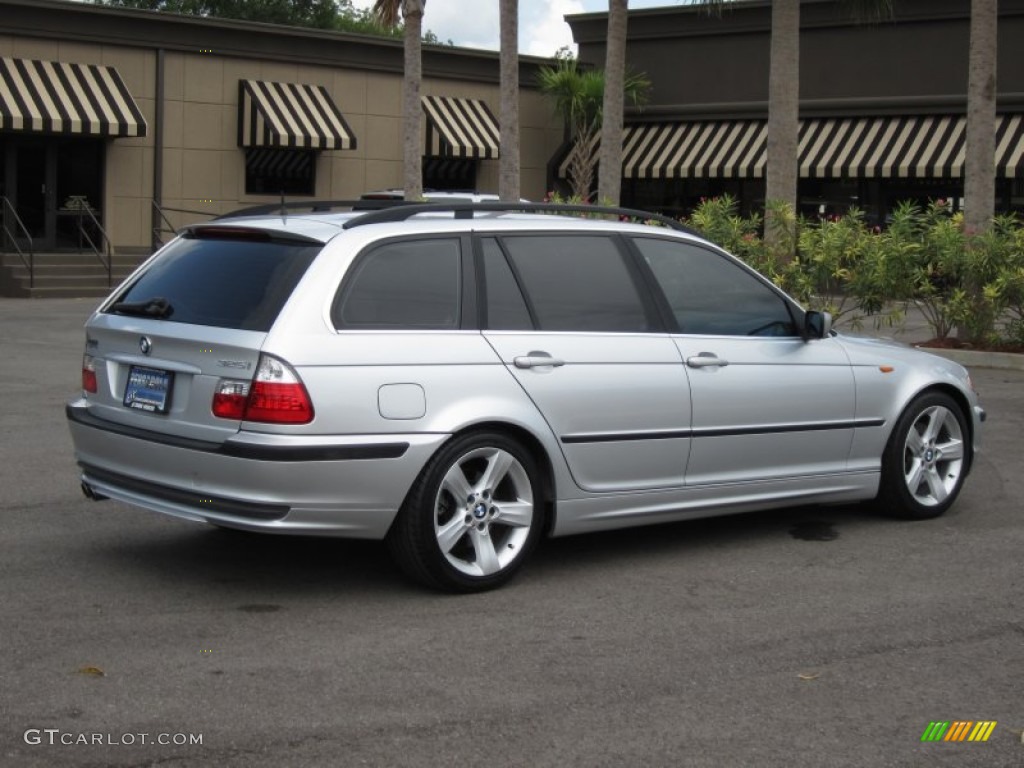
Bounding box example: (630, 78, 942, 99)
(81, 481, 108, 502)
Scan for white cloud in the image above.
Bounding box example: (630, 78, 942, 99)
(520, 0, 587, 57)
(348, 1, 678, 56)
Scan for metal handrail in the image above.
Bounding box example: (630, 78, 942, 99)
(152, 200, 176, 245)
(1, 196, 34, 288)
(152, 201, 217, 245)
(72, 206, 114, 286)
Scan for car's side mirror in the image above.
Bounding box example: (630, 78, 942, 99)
(803, 310, 833, 341)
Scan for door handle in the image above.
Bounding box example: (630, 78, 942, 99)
(686, 352, 729, 368)
(513, 352, 565, 369)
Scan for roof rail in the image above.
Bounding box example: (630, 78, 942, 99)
(215, 199, 410, 220)
(341, 201, 696, 234)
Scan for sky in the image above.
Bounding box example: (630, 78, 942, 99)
(347, 1, 681, 58)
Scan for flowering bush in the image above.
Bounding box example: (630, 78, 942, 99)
(683, 196, 1024, 345)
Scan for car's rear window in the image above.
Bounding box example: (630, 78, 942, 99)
(110, 234, 320, 331)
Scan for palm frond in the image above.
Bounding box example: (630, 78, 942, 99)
(372, 0, 401, 28)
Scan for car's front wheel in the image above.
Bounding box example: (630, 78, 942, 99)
(877, 391, 969, 520)
(387, 432, 545, 592)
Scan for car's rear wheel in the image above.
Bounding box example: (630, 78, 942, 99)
(878, 391, 968, 520)
(387, 432, 544, 592)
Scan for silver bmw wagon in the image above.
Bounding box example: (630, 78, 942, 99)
(67, 202, 985, 591)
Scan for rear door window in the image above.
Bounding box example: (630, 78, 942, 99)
(499, 235, 654, 333)
(481, 237, 534, 330)
(333, 238, 462, 329)
(109, 232, 320, 332)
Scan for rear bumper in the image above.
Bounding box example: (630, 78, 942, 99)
(67, 399, 446, 539)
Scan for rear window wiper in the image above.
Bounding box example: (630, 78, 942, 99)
(109, 297, 174, 319)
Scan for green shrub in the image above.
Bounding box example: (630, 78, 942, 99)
(682, 196, 1024, 345)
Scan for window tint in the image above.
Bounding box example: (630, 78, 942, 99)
(110, 235, 319, 331)
(501, 235, 651, 333)
(481, 238, 533, 330)
(334, 238, 461, 329)
(634, 237, 797, 337)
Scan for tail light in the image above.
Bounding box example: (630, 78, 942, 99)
(82, 354, 98, 394)
(212, 354, 313, 424)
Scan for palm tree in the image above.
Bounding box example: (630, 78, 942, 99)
(594, 1, 892, 234)
(499, 0, 520, 202)
(597, 0, 628, 206)
(964, 0, 997, 234)
(373, 0, 425, 201)
(539, 58, 649, 201)
(698, 0, 893, 248)
(764, 0, 799, 236)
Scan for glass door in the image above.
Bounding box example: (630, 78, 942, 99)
(9, 139, 56, 250)
(56, 140, 104, 250)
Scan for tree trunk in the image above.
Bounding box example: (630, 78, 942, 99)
(598, 0, 628, 207)
(498, 0, 520, 202)
(765, 0, 800, 254)
(964, 0, 997, 234)
(402, 0, 424, 201)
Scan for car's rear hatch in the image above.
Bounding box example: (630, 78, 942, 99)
(78, 224, 326, 444)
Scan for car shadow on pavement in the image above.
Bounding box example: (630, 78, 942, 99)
(527, 502, 886, 579)
(89, 520, 406, 597)
(83, 501, 897, 594)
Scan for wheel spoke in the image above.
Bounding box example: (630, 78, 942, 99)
(494, 499, 533, 528)
(921, 406, 944, 443)
(469, 528, 501, 575)
(477, 449, 515, 494)
(905, 428, 925, 455)
(440, 462, 473, 503)
(936, 438, 964, 461)
(905, 458, 925, 494)
(924, 467, 949, 504)
(436, 514, 471, 554)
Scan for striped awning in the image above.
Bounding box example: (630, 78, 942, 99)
(557, 121, 766, 180)
(238, 80, 355, 150)
(560, 114, 1024, 180)
(801, 114, 1024, 179)
(422, 95, 500, 159)
(0, 57, 145, 137)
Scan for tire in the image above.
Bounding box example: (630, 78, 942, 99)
(877, 391, 969, 520)
(386, 431, 545, 592)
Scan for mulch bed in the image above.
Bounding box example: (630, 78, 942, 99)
(916, 338, 1024, 354)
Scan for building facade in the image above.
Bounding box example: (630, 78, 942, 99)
(0, 0, 563, 269)
(567, 0, 1024, 222)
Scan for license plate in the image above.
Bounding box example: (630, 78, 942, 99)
(123, 366, 174, 413)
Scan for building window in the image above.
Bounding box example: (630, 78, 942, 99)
(244, 148, 316, 196)
(422, 156, 477, 191)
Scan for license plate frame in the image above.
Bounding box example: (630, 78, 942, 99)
(123, 365, 174, 414)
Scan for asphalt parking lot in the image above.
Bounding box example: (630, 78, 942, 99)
(1, 297, 1022, 768)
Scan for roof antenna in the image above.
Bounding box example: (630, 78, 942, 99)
(279, 190, 287, 221)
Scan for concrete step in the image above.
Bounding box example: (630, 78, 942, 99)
(11, 285, 113, 299)
(18, 264, 138, 278)
(0, 250, 147, 297)
(0, 251, 146, 268)
(5, 272, 131, 289)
